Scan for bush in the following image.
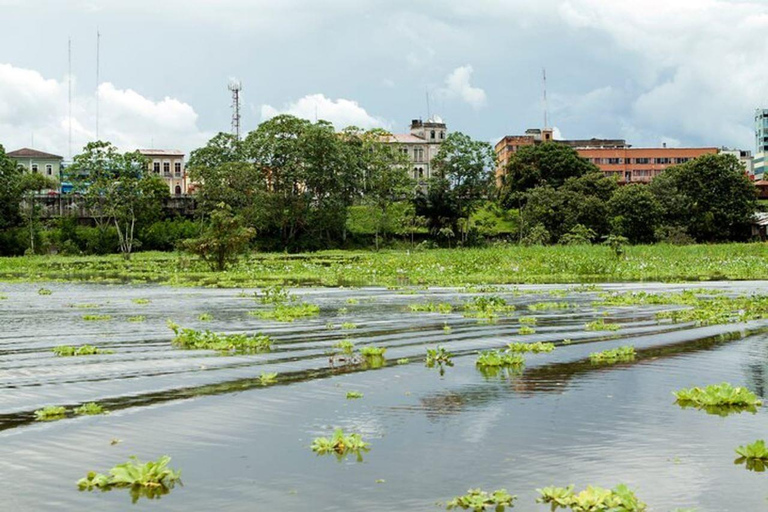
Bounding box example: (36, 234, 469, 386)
(140, 218, 201, 251)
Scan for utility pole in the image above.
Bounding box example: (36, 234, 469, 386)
(228, 79, 242, 140)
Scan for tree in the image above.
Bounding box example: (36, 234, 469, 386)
(187, 132, 245, 172)
(67, 141, 168, 259)
(432, 132, 495, 243)
(608, 184, 661, 244)
(183, 204, 255, 271)
(19, 172, 57, 254)
(0, 144, 23, 231)
(500, 143, 599, 207)
(648, 154, 757, 242)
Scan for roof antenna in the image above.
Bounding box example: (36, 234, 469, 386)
(542, 68, 549, 129)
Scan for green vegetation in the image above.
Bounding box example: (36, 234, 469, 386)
(252, 303, 320, 322)
(198, 313, 213, 321)
(82, 314, 112, 321)
(464, 296, 516, 319)
(132, 298, 151, 305)
(68, 303, 100, 309)
(256, 285, 292, 305)
(584, 319, 620, 331)
(528, 302, 570, 311)
(34, 406, 67, 421)
(674, 383, 761, 415)
(1, 244, 768, 288)
(128, 315, 146, 322)
(735, 440, 768, 472)
(37, 287, 52, 295)
(397, 358, 410, 365)
(346, 391, 364, 399)
(53, 345, 113, 357)
(259, 372, 278, 386)
(340, 322, 357, 330)
(77, 456, 181, 503)
(519, 316, 537, 325)
(168, 321, 272, 354)
(74, 402, 108, 416)
(446, 488, 516, 511)
(360, 346, 387, 358)
(589, 346, 636, 364)
(507, 342, 555, 353)
(517, 326, 536, 335)
(475, 350, 525, 369)
(409, 302, 454, 314)
(657, 295, 768, 326)
(426, 346, 454, 375)
(332, 339, 356, 355)
(443, 323, 452, 334)
(311, 428, 370, 460)
(537, 484, 646, 511)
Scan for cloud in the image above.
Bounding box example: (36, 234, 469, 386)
(437, 65, 487, 109)
(260, 94, 389, 130)
(0, 62, 210, 157)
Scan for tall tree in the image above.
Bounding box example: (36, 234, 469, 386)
(0, 144, 23, 230)
(608, 184, 661, 244)
(19, 172, 57, 253)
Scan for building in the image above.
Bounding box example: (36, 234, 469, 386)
(7, 148, 63, 182)
(381, 118, 447, 183)
(137, 149, 187, 195)
(494, 129, 717, 185)
(719, 148, 754, 176)
(754, 109, 768, 179)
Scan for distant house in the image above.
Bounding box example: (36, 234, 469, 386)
(7, 148, 63, 183)
(136, 149, 187, 195)
(380, 118, 448, 185)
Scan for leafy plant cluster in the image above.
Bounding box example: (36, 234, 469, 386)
(447, 488, 516, 511)
(528, 301, 571, 311)
(584, 319, 620, 332)
(35, 402, 107, 421)
(589, 346, 636, 364)
(734, 439, 768, 472)
(464, 295, 516, 319)
(52, 345, 113, 357)
(537, 483, 646, 511)
(517, 326, 536, 335)
(507, 342, 555, 353)
(311, 428, 370, 460)
(78, 456, 181, 503)
(475, 350, 525, 369)
(409, 302, 454, 314)
(167, 321, 272, 354)
(252, 302, 320, 322)
(673, 382, 761, 415)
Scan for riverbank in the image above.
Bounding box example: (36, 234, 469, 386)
(0, 243, 765, 288)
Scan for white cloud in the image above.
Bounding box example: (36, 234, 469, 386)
(0, 62, 210, 157)
(260, 93, 389, 130)
(437, 65, 487, 109)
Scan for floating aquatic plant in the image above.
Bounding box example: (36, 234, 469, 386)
(446, 488, 516, 511)
(475, 350, 525, 369)
(68, 303, 100, 309)
(198, 313, 213, 321)
(34, 406, 67, 421)
(463, 295, 516, 319)
(255, 285, 292, 304)
(674, 383, 761, 416)
(528, 302, 570, 311)
(519, 316, 537, 325)
(589, 346, 635, 364)
(537, 483, 646, 511)
(346, 391, 363, 399)
(77, 456, 181, 503)
(128, 315, 146, 322)
(517, 326, 536, 335)
(443, 323, 453, 334)
(259, 372, 278, 386)
(132, 298, 151, 305)
(74, 402, 108, 416)
(311, 428, 370, 461)
(346, 298, 360, 305)
(340, 322, 357, 330)
(507, 342, 554, 353)
(426, 346, 454, 375)
(409, 302, 454, 314)
(82, 314, 112, 321)
(332, 339, 356, 355)
(397, 358, 410, 365)
(584, 319, 620, 331)
(735, 440, 768, 472)
(38, 288, 52, 295)
(53, 345, 113, 357)
(167, 321, 271, 354)
(252, 303, 320, 322)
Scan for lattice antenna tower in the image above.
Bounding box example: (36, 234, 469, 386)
(542, 68, 549, 129)
(228, 79, 242, 139)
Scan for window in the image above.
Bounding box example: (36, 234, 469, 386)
(439, 131, 444, 140)
(607, 158, 621, 165)
(655, 157, 671, 165)
(174, 162, 182, 177)
(418, 168, 424, 179)
(174, 185, 182, 195)
(430, 130, 436, 140)
(31, 164, 38, 173)
(153, 162, 161, 174)
(674, 157, 690, 164)
(634, 157, 650, 164)
(414, 148, 424, 162)
(163, 162, 170, 176)
(46, 164, 52, 176)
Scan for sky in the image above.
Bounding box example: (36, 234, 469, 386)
(0, 0, 766, 158)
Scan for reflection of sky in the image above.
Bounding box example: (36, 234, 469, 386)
(0, 282, 767, 510)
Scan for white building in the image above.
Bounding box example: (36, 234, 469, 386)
(137, 149, 187, 195)
(382, 118, 447, 184)
(719, 148, 754, 176)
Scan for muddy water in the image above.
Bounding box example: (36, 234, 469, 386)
(0, 282, 766, 511)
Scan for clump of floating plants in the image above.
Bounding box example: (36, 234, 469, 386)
(77, 456, 181, 503)
(38, 288, 52, 295)
(255, 284, 292, 304)
(251, 303, 320, 322)
(34, 406, 67, 421)
(527, 302, 570, 311)
(259, 372, 278, 386)
(463, 295, 516, 319)
(519, 316, 537, 325)
(82, 314, 112, 321)
(656, 294, 768, 326)
(360, 346, 387, 368)
(340, 322, 357, 330)
(517, 326, 536, 335)
(311, 428, 370, 461)
(476, 350, 525, 369)
(446, 488, 516, 511)
(426, 346, 454, 375)
(537, 484, 646, 511)
(346, 391, 363, 399)
(74, 402, 108, 416)
(409, 302, 454, 314)
(53, 345, 113, 357)
(507, 342, 555, 353)
(673, 383, 761, 416)
(198, 313, 213, 321)
(589, 346, 635, 364)
(128, 315, 146, 322)
(132, 298, 151, 305)
(584, 319, 620, 331)
(734, 440, 768, 472)
(167, 321, 271, 354)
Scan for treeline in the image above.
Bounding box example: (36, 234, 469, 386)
(0, 114, 760, 259)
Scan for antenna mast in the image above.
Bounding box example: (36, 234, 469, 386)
(96, 29, 100, 140)
(68, 37, 72, 159)
(542, 68, 549, 129)
(228, 79, 242, 139)
(426, 90, 432, 120)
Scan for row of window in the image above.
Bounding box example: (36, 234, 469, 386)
(153, 162, 183, 177)
(31, 164, 54, 176)
(591, 157, 691, 165)
(429, 130, 445, 141)
(603, 169, 663, 178)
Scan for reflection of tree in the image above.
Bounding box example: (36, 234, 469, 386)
(743, 334, 768, 399)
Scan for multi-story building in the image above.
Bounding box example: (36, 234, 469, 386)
(719, 148, 754, 176)
(137, 149, 187, 195)
(381, 118, 447, 183)
(494, 129, 717, 185)
(754, 109, 768, 179)
(7, 148, 63, 182)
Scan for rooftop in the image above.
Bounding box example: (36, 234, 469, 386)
(7, 148, 63, 160)
(137, 149, 185, 156)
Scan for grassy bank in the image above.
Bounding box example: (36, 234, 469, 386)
(0, 244, 765, 288)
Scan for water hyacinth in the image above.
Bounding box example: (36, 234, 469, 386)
(168, 321, 271, 354)
(446, 488, 516, 511)
(674, 383, 761, 416)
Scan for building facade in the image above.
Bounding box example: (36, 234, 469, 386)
(7, 148, 63, 182)
(137, 149, 187, 195)
(494, 129, 717, 185)
(719, 148, 754, 176)
(755, 109, 768, 179)
(382, 118, 447, 184)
